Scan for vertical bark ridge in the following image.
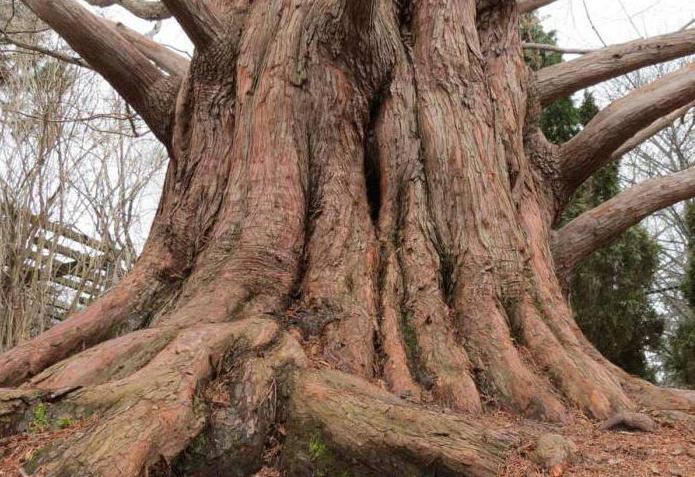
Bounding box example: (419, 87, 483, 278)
(288, 0, 402, 377)
(455, 280, 566, 420)
(300, 72, 379, 376)
(515, 294, 618, 418)
(153, 1, 320, 328)
(374, 53, 482, 410)
(406, 0, 566, 419)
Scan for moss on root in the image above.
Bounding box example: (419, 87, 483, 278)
(307, 430, 351, 477)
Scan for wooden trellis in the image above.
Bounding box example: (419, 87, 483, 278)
(5, 208, 124, 322)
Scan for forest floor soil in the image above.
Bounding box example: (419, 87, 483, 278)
(0, 406, 693, 476)
(501, 409, 695, 476)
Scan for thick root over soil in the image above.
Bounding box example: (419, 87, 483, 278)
(282, 370, 516, 477)
(1, 321, 520, 477)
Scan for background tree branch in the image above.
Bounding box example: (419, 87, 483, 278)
(111, 21, 189, 76)
(84, 0, 171, 21)
(0, 33, 87, 68)
(536, 28, 695, 106)
(522, 42, 594, 55)
(612, 101, 695, 160)
(518, 0, 559, 13)
(160, 0, 223, 49)
(21, 0, 180, 145)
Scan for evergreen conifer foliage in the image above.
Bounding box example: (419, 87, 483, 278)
(667, 201, 695, 387)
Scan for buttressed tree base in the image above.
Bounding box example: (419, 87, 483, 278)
(1, 0, 695, 475)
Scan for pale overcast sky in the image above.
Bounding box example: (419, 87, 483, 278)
(102, 0, 694, 57)
(539, 0, 693, 48)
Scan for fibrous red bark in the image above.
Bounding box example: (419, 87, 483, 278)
(2, 1, 695, 476)
(536, 28, 695, 107)
(553, 165, 695, 277)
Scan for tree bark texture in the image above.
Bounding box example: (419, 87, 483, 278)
(2, 1, 694, 476)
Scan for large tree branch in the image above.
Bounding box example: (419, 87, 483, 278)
(84, 0, 171, 21)
(557, 61, 695, 196)
(21, 0, 179, 145)
(518, 0, 559, 13)
(160, 0, 223, 49)
(552, 166, 695, 275)
(536, 29, 695, 107)
(112, 21, 189, 76)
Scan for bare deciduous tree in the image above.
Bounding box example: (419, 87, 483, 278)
(0, 2, 166, 351)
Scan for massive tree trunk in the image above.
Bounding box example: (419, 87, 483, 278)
(2, 1, 695, 476)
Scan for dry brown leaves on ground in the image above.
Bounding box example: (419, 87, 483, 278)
(0, 418, 92, 477)
(502, 409, 695, 477)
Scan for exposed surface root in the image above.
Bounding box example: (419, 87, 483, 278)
(25, 328, 175, 390)
(372, 50, 481, 411)
(0, 329, 523, 477)
(0, 251, 178, 387)
(499, 409, 695, 477)
(2, 324, 695, 477)
(530, 433, 578, 476)
(9, 319, 279, 477)
(600, 360, 695, 412)
(0, 416, 94, 476)
(516, 295, 632, 420)
(171, 333, 308, 477)
(282, 370, 517, 477)
(599, 411, 656, 432)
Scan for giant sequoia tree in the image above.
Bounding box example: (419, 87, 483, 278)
(2, 1, 695, 475)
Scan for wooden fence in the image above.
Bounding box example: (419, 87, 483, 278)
(2, 207, 124, 322)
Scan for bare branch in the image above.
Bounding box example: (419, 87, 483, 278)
(612, 101, 695, 160)
(84, 0, 171, 21)
(518, 0, 558, 13)
(112, 21, 189, 76)
(536, 29, 695, 106)
(160, 0, 223, 49)
(0, 34, 88, 68)
(553, 166, 695, 275)
(20, 0, 180, 145)
(558, 61, 695, 195)
(522, 42, 594, 55)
